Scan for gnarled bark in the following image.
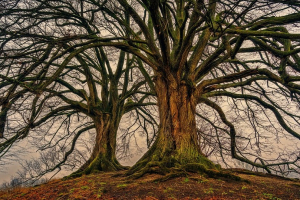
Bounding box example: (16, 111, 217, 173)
(127, 75, 220, 179)
(69, 114, 127, 178)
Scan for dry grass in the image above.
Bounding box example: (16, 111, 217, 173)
(0, 169, 299, 200)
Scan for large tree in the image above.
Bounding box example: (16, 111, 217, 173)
(1, 0, 300, 180)
(98, 0, 300, 178)
(0, 0, 156, 179)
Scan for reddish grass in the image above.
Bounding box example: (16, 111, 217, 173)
(0, 169, 299, 200)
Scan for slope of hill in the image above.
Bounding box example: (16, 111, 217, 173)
(0, 169, 299, 200)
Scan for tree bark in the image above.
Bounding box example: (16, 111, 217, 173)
(127, 74, 219, 178)
(70, 114, 126, 177)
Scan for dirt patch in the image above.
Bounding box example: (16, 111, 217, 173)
(0, 170, 299, 199)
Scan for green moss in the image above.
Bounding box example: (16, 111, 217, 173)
(64, 154, 126, 180)
(126, 160, 148, 176)
(184, 177, 189, 183)
(204, 188, 214, 194)
(242, 185, 247, 190)
(126, 139, 244, 183)
(153, 172, 187, 182)
(116, 184, 127, 188)
(198, 178, 208, 183)
(163, 187, 174, 193)
(152, 154, 159, 161)
(184, 163, 208, 173)
(262, 193, 281, 200)
(81, 185, 89, 190)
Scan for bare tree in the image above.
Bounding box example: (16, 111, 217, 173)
(95, 0, 300, 178)
(1, 0, 300, 180)
(0, 0, 156, 180)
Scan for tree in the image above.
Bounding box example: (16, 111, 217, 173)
(0, 0, 156, 179)
(1, 0, 300, 180)
(97, 0, 300, 178)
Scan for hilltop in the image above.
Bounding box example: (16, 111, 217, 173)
(0, 169, 299, 200)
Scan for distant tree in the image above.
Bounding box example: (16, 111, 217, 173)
(1, 0, 300, 180)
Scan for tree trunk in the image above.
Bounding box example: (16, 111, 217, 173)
(127, 75, 219, 178)
(70, 114, 126, 177)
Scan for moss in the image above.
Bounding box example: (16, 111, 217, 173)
(85, 156, 102, 174)
(126, 136, 244, 183)
(63, 154, 126, 180)
(153, 171, 187, 182)
(152, 154, 159, 162)
(197, 156, 217, 169)
(184, 163, 208, 173)
(116, 184, 127, 188)
(81, 186, 89, 190)
(128, 165, 150, 179)
(83, 154, 126, 175)
(63, 171, 83, 180)
(128, 141, 220, 178)
(126, 160, 149, 176)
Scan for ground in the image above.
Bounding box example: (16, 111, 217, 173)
(0, 169, 299, 200)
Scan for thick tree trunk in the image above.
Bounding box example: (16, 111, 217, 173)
(127, 75, 219, 178)
(70, 114, 126, 177)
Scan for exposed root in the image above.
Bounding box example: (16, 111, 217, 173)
(126, 137, 245, 182)
(63, 155, 127, 180)
(127, 160, 246, 183)
(153, 171, 187, 182)
(183, 163, 246, 182)
(127, 161, 170, 179)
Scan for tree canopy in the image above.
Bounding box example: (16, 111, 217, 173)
(1, 0, 300, 181)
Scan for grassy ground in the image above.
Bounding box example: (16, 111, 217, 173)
(0, 169, 299, 200)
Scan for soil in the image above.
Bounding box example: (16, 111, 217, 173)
(0, 169, 299, 200)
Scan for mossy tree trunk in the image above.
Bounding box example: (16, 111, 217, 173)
(127, 74, 219, 178)
(70, 113, 126, 177)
